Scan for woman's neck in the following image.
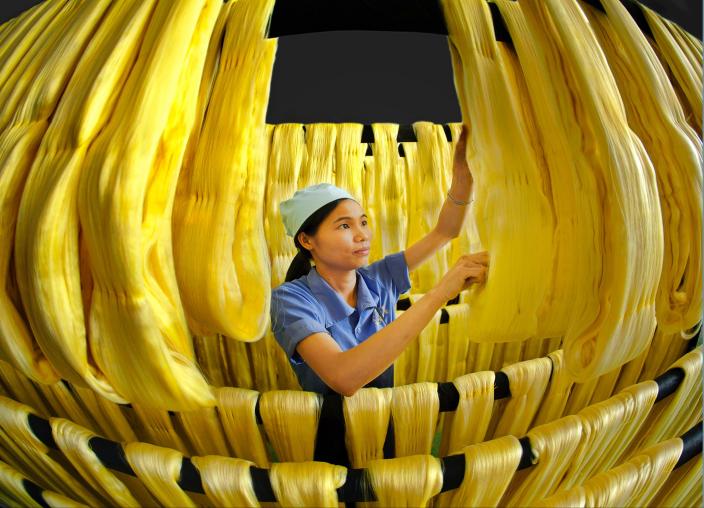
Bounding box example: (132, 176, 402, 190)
(314, 264, 357, 307)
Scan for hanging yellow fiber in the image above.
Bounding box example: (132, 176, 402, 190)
(334, 123, 366, 209)
(77, 0, 221, 410)
(630, 347, 702, 452)
(343, 387, 392, 468)
(502, 415, 582, 506)
(270, 461, 347, 508)
(264, 124, 306, 289)
(651, 454, 703, 507)
(0, 0, 62, 86)
(405, 122, 448, 292)
(69, 384, 137, 443)
(643, 6, 703, 133)
(191, 455, 260, 508)
(440, 0, 555, 344)
(14, 0, 156, 404)
(0, 459, 42, 508)
(259, 390, 322, 462)
(532, 350, 574, 425)
(50, 417, 154, 507)
(441, 371, 494, 455)
(0, 396, 100, 505)
(216, 387, 270, 467)
(0, 360, 49, 418)
(299, 123, 336, 187)
(436, 435, 522, 508)
(364, 124, 407, 262)
(495, 0, 599, 343)
(537, 438, 683, 507)
(0, 0, 90, 386)
(558, 381, 659, 491)
(415, 303, 442, 383)
(489, 357, 552, 438)
(364, 455, 443, 508)
(172, 0, 276, 341)
(583, 0, 702, 335)
(444, 304, 472, 381)
(391, 382, 439, 457)
(176, 405, 231, 456)
(130, 403, 190, 454)
(123, 441, 196, 508)
(523, 0, 663, 380)
(255, 123, 308, 392)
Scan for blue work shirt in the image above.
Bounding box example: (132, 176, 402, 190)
(270, 251, 412, 394)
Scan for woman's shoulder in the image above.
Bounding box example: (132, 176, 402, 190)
(272, 277, 316, 302)
(358, 250, 410, 298)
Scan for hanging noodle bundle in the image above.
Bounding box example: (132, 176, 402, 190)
(537, 438, 683, 507)
(529, 0, 662, 380)
(439, 0, 555, 344)
(502, 415, 583, 506)
(441, 371, 494, 455)
(405, 122, 449, 292)
(14, 0, 157, 403)
(364, 455, 443, 508)
(489, 357, 552, 439)
(582, 0, 702, 335)
(172, 0, 276, 341)
(391, 382, 439, 457)
(559, 381, 659, 490)
(259, 390, 322, 462)
(123, 441, 195, 508)
(334, 123, 367, 209)
(436, 435, 523, 508)
(76, 0, 221, 410)
(191, 455, 260, 508)
(215, 387, 270, 467)
(343, 387, 392, 468)
(642, 5, 703, 132)
(0, 396, 100, 505)
(269, 461, 347, 507)
(0, 0, 96, 386)
(50, 417, 154, 507)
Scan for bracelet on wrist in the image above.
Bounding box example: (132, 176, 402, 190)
(447, 190, 472, 206)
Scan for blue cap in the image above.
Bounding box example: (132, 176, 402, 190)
(280, 183, 357, 237)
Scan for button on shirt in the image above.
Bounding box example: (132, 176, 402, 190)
(270, 251, 412, 394)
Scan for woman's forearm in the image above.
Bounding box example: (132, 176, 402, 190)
(435, 179, 472, 239)
(436, 125, 473, 239)
(333, 287, 448, 395)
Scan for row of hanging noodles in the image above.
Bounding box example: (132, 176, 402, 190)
(0, 346, 700, 481)
(0, 0, 700, 410)
(0, 342, 697, 463)
(0, 382, 700, 507)
(2, 343, 701, 463)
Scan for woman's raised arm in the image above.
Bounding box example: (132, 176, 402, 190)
(404, 125, 474, 272)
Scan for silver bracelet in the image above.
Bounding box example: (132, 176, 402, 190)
(447, 190, 471, 206)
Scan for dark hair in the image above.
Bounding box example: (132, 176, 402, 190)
(284, 198, 348, 282)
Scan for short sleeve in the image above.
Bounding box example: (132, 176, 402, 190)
(362, 251, 412, 298)
(270, 285, 328, 364)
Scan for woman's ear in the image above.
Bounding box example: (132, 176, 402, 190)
(298, 232, 313, 251)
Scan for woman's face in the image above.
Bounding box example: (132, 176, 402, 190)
(300, 199, 372, 270)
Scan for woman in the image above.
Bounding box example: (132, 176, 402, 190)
(271, 125, 488, 397)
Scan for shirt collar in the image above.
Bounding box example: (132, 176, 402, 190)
(306, 268, 379, 326)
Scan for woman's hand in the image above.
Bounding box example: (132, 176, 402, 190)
(435, 251, 489, 302)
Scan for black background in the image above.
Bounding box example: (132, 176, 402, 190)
(1, 0, 701, 125)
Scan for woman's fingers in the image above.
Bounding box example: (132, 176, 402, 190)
(459, 251, 490, 267)
(461, 264, 487, 288)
